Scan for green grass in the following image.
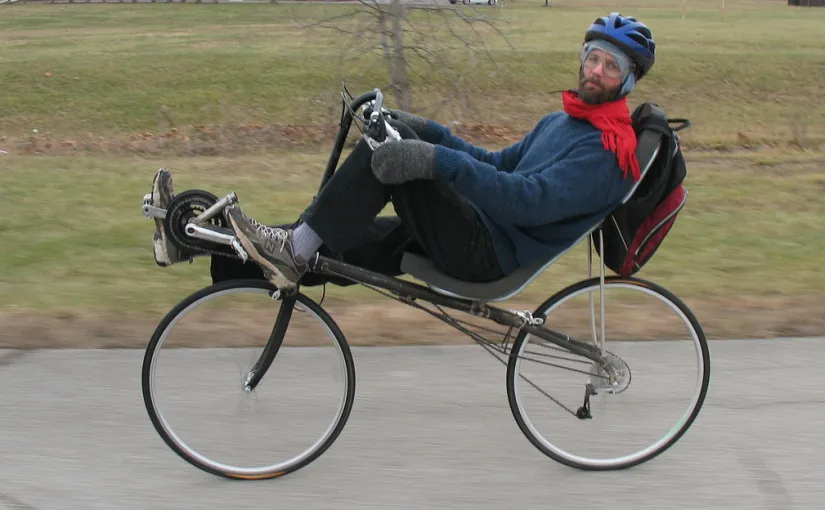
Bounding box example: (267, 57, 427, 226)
(0, 1, 823, 147)
(2, 150, 824, 316)
(1, 1, 824, 328)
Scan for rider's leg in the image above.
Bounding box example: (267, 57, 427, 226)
(295, 132, 503, 282)
(226, 122, 503, 288)
(225, 137, 394, 289)
(391, 179, 505, 282)
(210, 215, 415, 286)
(297, 140, 395, 253)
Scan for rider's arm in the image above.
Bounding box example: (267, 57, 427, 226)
(425, 114, 560, 173)
(432, 136, 632, 228)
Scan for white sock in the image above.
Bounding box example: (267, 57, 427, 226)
(292, 223, 323, 262)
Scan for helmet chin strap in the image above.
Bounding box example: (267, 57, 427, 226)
(617, 72, 636, 98)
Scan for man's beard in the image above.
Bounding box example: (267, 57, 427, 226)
(577, 68, 620, 105)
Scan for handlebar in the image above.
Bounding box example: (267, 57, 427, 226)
(320, 85, 404, 191)
(344, 87, 402, 150)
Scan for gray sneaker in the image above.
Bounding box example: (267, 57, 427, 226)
(225, 204, 308, 289)
(151, 168, 187, 267)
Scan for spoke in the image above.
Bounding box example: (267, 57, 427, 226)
(517, 370, 579, 417)
(479, 339, 578, 417)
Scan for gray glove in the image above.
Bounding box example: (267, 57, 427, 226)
(371, 139, 436, 185)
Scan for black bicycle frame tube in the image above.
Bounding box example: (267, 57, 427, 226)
(245, 90, 378, 391)
(310, 255, 604, 363)
(319, 90, 379, 192)
(244, 292, 298, 392)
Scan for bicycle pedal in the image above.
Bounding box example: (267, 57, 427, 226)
(142, 193, 167, 219)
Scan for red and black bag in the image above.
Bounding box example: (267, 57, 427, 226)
(594, 102, 691, 277)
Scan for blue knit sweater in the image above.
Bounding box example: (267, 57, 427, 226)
(428, 112, 635, 276)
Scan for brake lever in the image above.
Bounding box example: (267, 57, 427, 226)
(363, 118, 401, 151)
(361, 100, 392, 120)
(362, 89, 401, 150)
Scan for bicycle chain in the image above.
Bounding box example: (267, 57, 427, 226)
(163, 190, 242, 260)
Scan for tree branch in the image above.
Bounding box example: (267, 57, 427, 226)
(297, 0, 517, 117)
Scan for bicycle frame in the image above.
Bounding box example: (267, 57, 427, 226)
(234, 86, 614, 393)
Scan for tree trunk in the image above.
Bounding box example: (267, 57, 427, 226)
(388, 0, 412, 111)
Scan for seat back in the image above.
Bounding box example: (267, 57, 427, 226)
(511, 129, 663, 275)
(404, 130, 665, 302)
(487, 130, 663, 291)
(620, 129, 664, 204)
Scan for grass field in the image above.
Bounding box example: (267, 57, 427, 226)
(1, 1, 824, 147)
(1, 1, 824, 346)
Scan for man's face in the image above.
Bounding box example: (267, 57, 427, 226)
(578, 48, 625, 104)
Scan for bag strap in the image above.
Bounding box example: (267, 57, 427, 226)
(668, 118, 691, 132)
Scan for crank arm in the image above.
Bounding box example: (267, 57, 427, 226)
(142, 193, 166, 219)
(192, 192, 238, 226)
(184, 223, 248, 262)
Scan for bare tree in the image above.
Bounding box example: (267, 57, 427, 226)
(302, 0, 515, 118)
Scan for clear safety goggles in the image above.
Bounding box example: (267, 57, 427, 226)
(580, 41, 634, 80)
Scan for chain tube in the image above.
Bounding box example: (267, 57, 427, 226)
(428, 304, 600, 376)
(430, 304, 597, 373)
(431, 303, 516, 340)
(323, 267, 509, 352)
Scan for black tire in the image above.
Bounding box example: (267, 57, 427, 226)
(506, 276, 710, 471)
(142, 279, 356, 480)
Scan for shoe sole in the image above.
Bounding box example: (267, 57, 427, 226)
(228, 215, 295, 290)
(152, 170, 173, 267)
(153, 233, 172, 267)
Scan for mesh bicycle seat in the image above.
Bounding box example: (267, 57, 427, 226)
(400, 129, 664, 302)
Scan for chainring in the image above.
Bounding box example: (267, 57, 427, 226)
(163, 189, 240, 259)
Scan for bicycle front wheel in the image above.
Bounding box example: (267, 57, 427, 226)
(506, 276, 710, 471)
(142, 279, 355, 480)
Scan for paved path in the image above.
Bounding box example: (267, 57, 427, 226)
(1, 338, 824, 509)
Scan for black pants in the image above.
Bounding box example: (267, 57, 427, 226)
(211, 132, 504, 287)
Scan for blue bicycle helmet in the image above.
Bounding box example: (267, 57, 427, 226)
(584, 13, 655, 79)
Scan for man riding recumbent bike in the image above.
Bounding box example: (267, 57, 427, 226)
(138, 14, 708, 481)
(139, 85, 707, 481)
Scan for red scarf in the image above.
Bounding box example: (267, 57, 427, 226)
(562, 90, 640, 181)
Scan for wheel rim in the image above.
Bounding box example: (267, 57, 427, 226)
(511, 281, 707, 469)
(147, 287, 351, 477)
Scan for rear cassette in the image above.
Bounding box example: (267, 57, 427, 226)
(163, 190, 240, 259)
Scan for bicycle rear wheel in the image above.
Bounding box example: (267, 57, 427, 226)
(142, 279, 355, 480)
(506, 276, 709, 471)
